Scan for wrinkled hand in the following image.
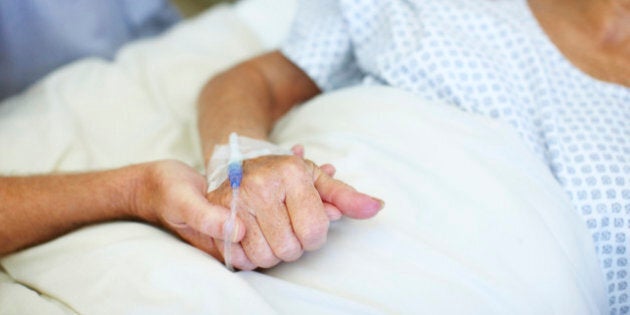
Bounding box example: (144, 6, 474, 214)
(133, 160, 239, 259)
(205, 153, 384, 270)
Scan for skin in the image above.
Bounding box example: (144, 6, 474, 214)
(0, 53, 384, 263)
(4, 0, 625, 269)
(0, 160, 232, 255)
(0, 157, 380, 261)
(197, 52, 383, 269)
(195, 0, 630, 269)
(0, 50, 383, 266)
(528, 0, 630, 86)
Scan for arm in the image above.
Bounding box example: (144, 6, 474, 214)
(0, 167, 138, 255)
(197, 51, 384, 270)
(0, 160, 243, 256)
(198, 50, 320, 157)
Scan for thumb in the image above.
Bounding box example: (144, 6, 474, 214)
(312, 168, 384, 219)
(167, 188, 246, 243)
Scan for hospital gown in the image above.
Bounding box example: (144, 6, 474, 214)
(281, 0, 630, 313)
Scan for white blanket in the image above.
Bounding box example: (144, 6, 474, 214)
(0, 0, 607, 314)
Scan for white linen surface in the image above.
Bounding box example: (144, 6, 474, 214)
(0, 0, 606, 314)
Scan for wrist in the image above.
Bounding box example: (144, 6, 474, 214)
(123, 163, 158, 223)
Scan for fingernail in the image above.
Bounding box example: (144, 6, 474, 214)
(230, 222, 241, 242)
(230, 223, 240, 243)
(373, 197, 385, 210)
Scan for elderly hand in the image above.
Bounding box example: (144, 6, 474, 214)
(205, 154, 384, 270)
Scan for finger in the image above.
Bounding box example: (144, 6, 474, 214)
(285, 175, 330, 251)
(214, 238, 257, 271)
(169, 188, 246, 242)
(313, 168, 384, 219)
(173, 225, 224, 262)
(319, 163, 336, 177)
(252, 198, 303, 262)
(291, 144, 304, 158)
(239, 211, 281, 268)
(324, 202, 343, 221)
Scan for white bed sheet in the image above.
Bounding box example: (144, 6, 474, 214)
(0, 0, 607, 314)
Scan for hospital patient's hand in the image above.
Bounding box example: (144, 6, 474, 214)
(194, 52, 383, 268)
(204, 155, 384, 270)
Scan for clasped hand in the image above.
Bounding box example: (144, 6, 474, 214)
(140, 154, 383, 270)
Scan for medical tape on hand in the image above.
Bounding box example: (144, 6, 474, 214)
(206, 136, 291, 192)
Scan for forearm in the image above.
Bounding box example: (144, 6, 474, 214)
(197, 59, 275, 159)
(0, 165, 147, 255)
(197, 51, 320, 162)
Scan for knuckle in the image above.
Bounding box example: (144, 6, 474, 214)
(242, 176, 283, 204)
(280, 156, 306, 175)
(249, 247, 280, 268)
(232, 256, 256, 271)
(245, 172, 268, 189)
(275, 241, 303, 262)
(227, 244, 256, 271)
(299, 220, 329, 251)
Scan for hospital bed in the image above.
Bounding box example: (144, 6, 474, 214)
(0, 0, 608, 313)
